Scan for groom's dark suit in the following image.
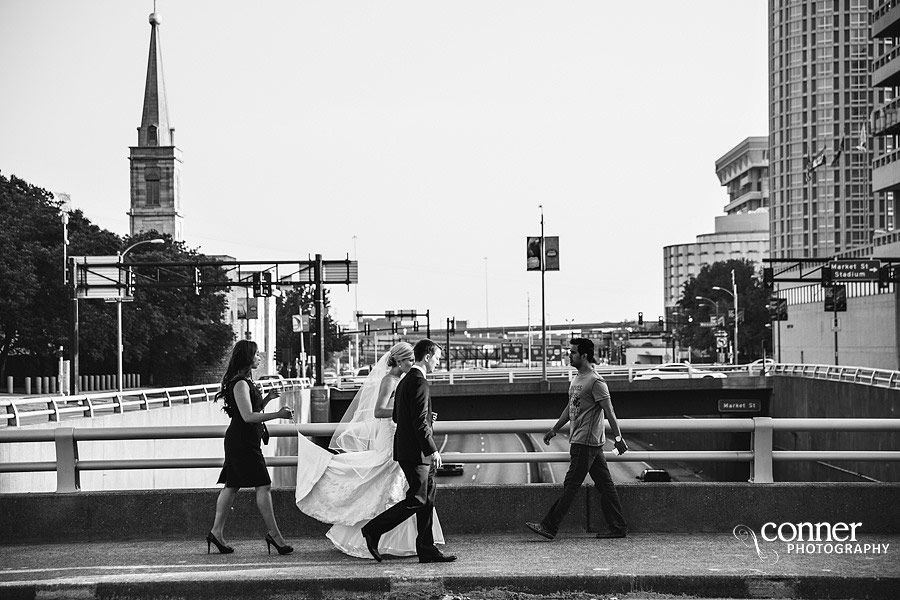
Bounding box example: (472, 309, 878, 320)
(362, 366, 440, 558)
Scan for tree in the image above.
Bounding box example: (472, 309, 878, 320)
(675, 259, 770, 363)
(275, 286, 348, 371)
(120, 232, 234, 386)
(0, 171, 233, 385)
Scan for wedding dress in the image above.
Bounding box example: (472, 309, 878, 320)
(295, 353, 444, 558)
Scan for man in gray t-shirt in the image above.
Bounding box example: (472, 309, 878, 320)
(526, 338, 629, 540)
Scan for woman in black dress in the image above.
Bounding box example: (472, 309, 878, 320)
(207, 340, 295, 555)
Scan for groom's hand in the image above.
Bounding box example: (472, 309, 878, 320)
(430, 450, 443, 470)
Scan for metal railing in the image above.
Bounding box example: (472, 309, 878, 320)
(1, 418, 898, 492)
(0, 378, 312, 427)
(770, 363, 900, 390)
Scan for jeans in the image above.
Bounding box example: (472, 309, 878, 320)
(542, 442, 627, 535)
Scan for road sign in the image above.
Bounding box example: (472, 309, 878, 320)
(291, 314, 309, 332)
(714, 330, 729, 349)
(769, 297, 788, 321)
(824, 285, 847, 312)
(501, 343, 524, 362)
(830, 259, 881, 281)
(72, 256, 123, 300)
(718, 399, 761, 413)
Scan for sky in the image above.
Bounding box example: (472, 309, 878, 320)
(0, 1, 769, 330)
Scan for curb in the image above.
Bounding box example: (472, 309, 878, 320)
(4, 573, 899, 600)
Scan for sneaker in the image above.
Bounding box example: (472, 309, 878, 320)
(595, 531, 627, 539)
(525, 522, 555, 540)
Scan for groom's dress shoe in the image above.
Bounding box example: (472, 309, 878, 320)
(361, 529, 383, 562)
(419, 552, 457, 563)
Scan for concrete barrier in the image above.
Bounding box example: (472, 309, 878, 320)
(1, 483, 897, 544)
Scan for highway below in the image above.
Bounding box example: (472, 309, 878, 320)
(434, 433, 683, 485)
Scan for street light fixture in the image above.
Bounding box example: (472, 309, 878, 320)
(712, 271, 739, 365)
(117, 238, 164, 391)
(694, 296, 721, 320)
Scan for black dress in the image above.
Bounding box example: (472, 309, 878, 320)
(217, 377, 271, 487)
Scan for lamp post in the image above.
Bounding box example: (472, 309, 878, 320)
(117, 239, 164, 391)
(695, 296, 722, 362)
(712, 271, 739, 365)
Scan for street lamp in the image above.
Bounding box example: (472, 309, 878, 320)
(694, 296, 721, 321)
(117, 238, 164, 391)
(712, 271, 739, 365)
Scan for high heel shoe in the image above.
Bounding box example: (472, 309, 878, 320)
(265, 532, 293, 555)
(206, 531, 234, 554)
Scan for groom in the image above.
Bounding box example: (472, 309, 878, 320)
(361, 339, 456, 563)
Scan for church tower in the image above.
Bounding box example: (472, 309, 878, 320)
(128, 11, 183, 241)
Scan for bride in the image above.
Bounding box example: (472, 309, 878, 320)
(295, 342, 445, 558)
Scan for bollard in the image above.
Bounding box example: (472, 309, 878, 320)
(35, 377, 42, 395)
(43, 377, 50, 394)
(25, 377, 32, 395)
(6, 376, 12, 394)
(49, 377, 57, 394)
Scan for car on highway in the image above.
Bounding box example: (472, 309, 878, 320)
(258, 374, 284, 382)
(749, 358, 775, 376)
(633, 362, 726, 380)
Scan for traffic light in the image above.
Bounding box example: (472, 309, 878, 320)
(413, 321, 420, 331)
(821, 265, 833, 288)
(448, 317, 456, 333)
(879, 265, 893, 290)
(364, 322, 370, 335)
(763, 267, 774, 287)
(193, 267, 201, 296)
(638, 312, 643, 326)
(124, 268, 134, 296)
(253, 272, 273, 297)
(657, 316, 664, 329)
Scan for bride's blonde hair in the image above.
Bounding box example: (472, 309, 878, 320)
(386, 342, 414, 367)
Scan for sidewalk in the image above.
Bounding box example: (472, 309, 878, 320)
(1, 533, 897, 599)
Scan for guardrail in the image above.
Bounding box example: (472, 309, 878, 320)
(0, 378, 312, 427)
(1, 418, 898, 492)
(770, 363, 900, 389)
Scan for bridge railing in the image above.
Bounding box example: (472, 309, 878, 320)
(770, 363, 900, 389)
(0, 379, 313, 427)
(1, 417, 898, 492)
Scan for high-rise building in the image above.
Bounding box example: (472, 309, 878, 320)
(768, 0, 893, 258)
(128, 11, 184, 241)
(872, 0, 900, 233)
(663, 138, 770, 312)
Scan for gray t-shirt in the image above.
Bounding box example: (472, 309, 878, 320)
(567, 370, 610, 446)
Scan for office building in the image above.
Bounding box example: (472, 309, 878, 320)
(768, 0, 894, 258)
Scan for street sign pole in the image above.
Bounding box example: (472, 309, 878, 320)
(540, 206, 547, 383)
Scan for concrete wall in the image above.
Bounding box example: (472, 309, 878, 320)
(0, 388, 310, 493)
(1, 483, 897, 544)
(777, 290, 899, 369)
(770, 376, 900, 482)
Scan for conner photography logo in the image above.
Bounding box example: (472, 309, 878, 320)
(733, 521, 890, 565)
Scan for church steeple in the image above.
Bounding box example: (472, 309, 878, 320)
(138, 12, 174, 147)
(128, 9, 184, 242)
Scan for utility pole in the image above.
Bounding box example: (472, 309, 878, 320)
(540, 205, 547, 383)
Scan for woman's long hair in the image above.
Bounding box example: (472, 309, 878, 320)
(216, 339, 258, 416)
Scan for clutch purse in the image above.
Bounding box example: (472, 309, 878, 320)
(259, 423, 270, 445)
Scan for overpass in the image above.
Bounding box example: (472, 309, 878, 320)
(1, 366, 898, 598)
